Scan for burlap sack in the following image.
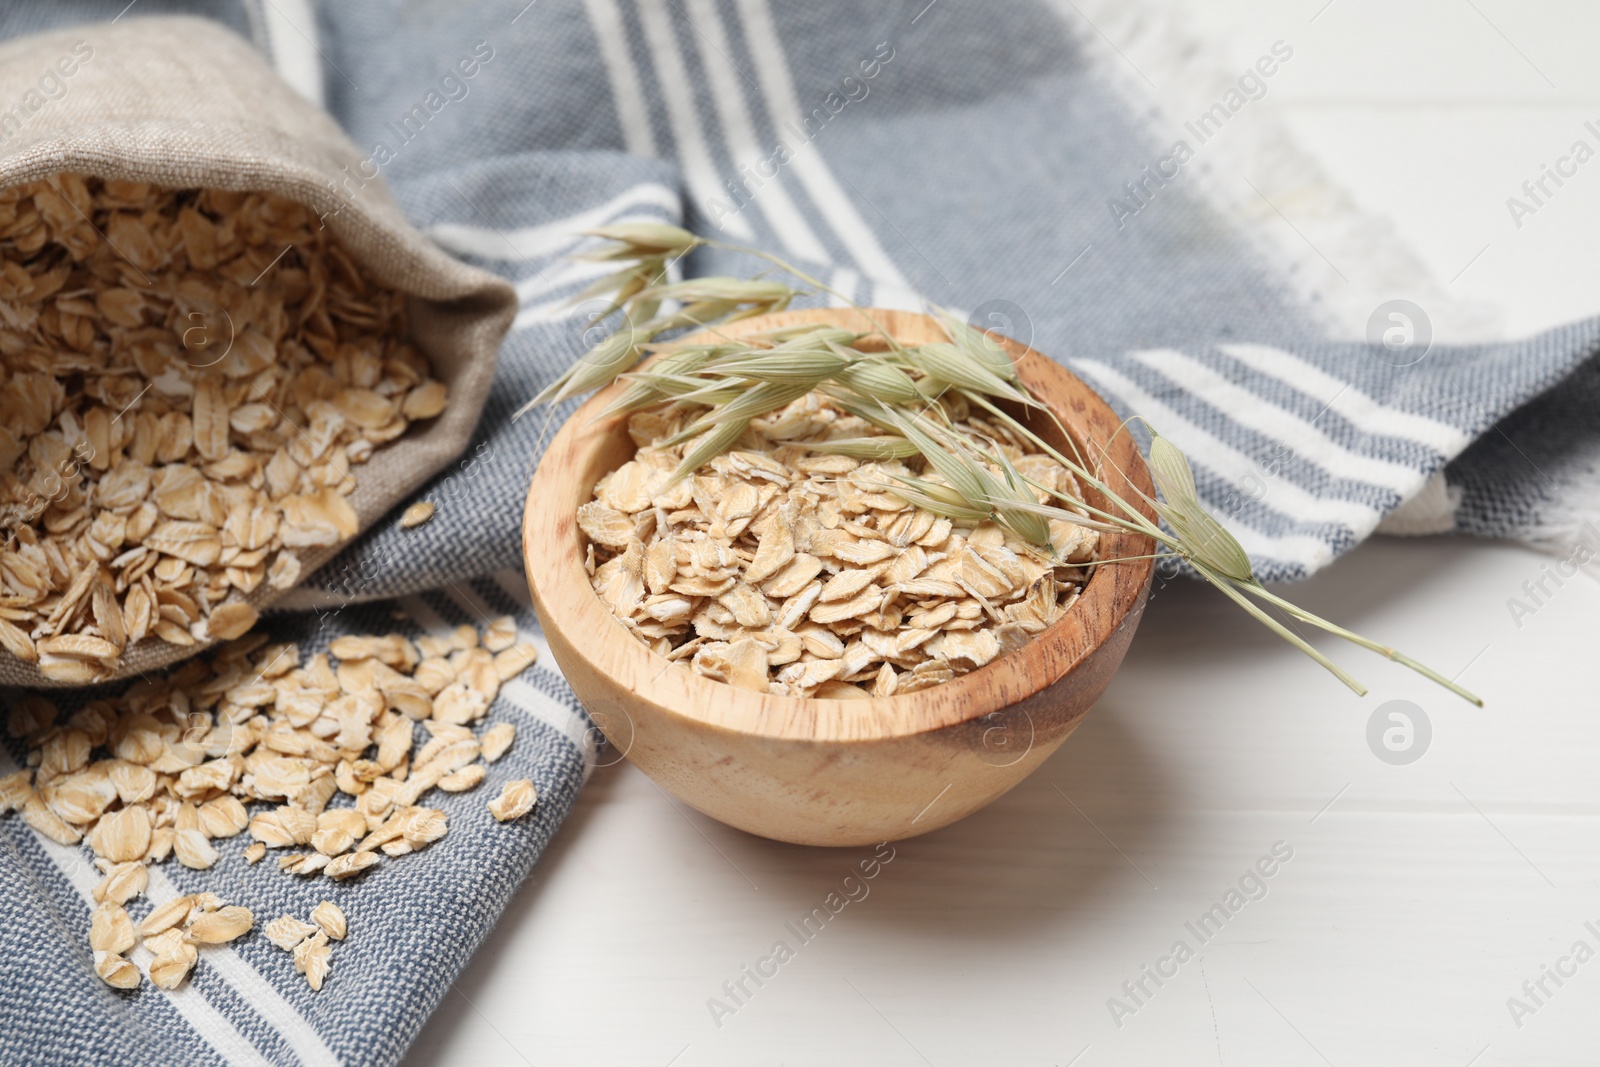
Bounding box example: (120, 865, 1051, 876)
(0, 17, 517, 686)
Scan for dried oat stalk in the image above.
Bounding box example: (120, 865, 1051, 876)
(527, 224, 1482, 705)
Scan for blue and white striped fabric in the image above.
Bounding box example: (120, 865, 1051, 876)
(298, 0, 1600, 589)
(1, 570, 597, 1067)
(6, 1, 1600, 1063)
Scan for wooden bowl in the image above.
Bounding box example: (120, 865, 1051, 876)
(523, 309, 1155, 846)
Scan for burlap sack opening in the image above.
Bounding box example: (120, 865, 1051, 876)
(0, 17, 518, 687)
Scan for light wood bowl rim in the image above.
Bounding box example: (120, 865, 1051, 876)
(522, 308, 1155, 744)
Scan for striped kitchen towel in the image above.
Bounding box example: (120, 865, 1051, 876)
(4, 0, 1600, 1064)
(0, 571, 597, 1067)
(241, 0, 1600, 591)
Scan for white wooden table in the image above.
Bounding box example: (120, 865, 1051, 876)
(407, 3, 1600, 1063)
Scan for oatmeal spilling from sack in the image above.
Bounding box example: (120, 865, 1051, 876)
(578, 392, 1099, 698)
(0, 617, 541, 992)
(0, 174, 448, 680)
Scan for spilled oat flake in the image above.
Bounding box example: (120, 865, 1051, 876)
(0, 174, 449, 681)
(580, 392, 1098, 697)
(1, 617, 537, 991)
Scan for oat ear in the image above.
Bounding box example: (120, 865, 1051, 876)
(536, 225, 1481, 706)
(1146, 434, 1254, 583)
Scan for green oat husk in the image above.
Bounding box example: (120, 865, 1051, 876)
(522, 231, 1483, 706)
